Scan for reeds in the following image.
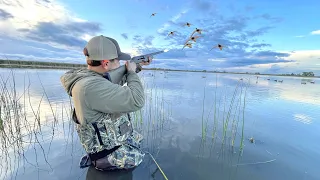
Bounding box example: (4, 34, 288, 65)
(0, 69, 75, 179)
(134, 72, 173, 152)
(0, 68, 249, 180)
(0, 68, 174, 179)
(200, 74, 249, 155)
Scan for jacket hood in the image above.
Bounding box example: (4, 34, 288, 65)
(60, 68, 102, 96)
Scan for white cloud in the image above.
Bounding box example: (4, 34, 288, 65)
(0, 52, 83, 63)
(0, 0, 86, 37)
(172, 9, 189, 22)
(80, 34, 94, 42)
(208, 58, 227, 62)
(281, 50, 320, 64)
(1, 0, 68, 28)
(213, 51, 320, 74)
(124, 48, 141, 57)
(294, 30, 320, 37)
(157, 9, 189, 34)
(310, 30, 320, 35)
(266, 50, 320, 74)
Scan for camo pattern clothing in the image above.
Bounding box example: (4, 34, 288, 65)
(60, 68, 146, 171)
(75, 112, 145, 171)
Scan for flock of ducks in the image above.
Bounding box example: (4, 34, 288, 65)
(151, 13, 225, 51)
(150, 13, 317, 85)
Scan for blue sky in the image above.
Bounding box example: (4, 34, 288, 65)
(0, 0, 319, 75)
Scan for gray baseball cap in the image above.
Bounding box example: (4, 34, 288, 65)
(85, 35, 131, 60)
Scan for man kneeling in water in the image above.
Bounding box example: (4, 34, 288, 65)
(60, 35, 152, 171)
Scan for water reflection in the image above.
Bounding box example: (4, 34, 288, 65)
(86, 166, 134, 180)
(0, 68, 319, 180)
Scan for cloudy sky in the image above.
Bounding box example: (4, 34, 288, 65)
(0, 0, 319, 74)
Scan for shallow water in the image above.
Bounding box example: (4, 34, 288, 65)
(0, 68, 319, 180)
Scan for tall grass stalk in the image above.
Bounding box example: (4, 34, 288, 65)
(240, 80, 249, 152)
(0, 69, 75, 180)
(230, 84, 243, 149)
(212, 74, 219, 144)
(198, 74, 249, 159)
(221, 81, 241, 145)
(132, 71, 173, 177)
(201, 79, 207, 140)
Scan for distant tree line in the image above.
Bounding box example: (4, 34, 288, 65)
(281, 72, 315, 77)
(144, 68, 317, 77)
(0, 59, 86, 68)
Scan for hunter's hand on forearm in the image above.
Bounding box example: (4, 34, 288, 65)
(126, 61, 137, 72)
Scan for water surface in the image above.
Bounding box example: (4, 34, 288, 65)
(0, 68, 319, 180)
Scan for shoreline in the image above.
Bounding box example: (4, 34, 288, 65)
(143, 68, 319, 78)
(0, 64, 84, 70)
(0, 63, 318, 79)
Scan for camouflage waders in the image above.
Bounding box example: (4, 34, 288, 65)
(72, 109, 145, 171)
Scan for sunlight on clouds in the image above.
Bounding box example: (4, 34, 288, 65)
(237, 50, 320, 74)
(72, 17, 88, 23)
(283, 50, 320, 60)
(81, 34, 94, 42)
(281, 50, 320, 66)
(0, 0, 86, 37)
(127, 48, 141, 56)
(121, 47, 141, 57)
(310, 30, 320, 35)
(251, 61, 317, 74)
(0, 0, 104, 53)
(0, 0, 68, 29)
(0, 20, 18, 36)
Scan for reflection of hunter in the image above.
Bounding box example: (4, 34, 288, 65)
(60, 35, 166, 172)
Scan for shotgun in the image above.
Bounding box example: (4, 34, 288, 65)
(105, 49, 168, 84)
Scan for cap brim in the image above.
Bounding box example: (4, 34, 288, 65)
(118, 52, 131, 60)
